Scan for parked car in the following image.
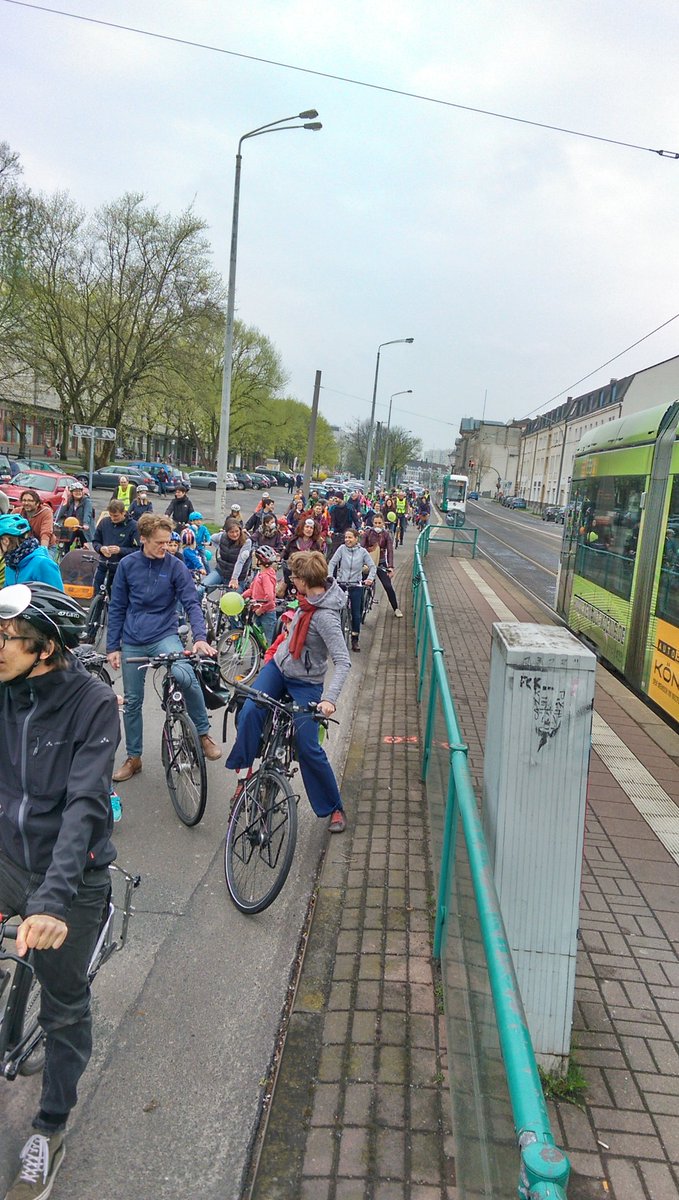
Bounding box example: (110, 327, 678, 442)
(468, 490, 480, 501)
(248, 472, 270, 489)
(187, 470, 239, 491)
(509, 497, 527, 509)
(1, 470, 85, 513)
(233, 471, 254, 490)
(542, 505, 565, 523)
(129, 462, 189, 489)
(80, 465, 157, 491)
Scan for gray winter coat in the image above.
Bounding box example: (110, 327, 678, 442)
(274, 577, 351, 705)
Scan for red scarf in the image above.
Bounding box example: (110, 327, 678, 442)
(288, 595, 315, 659)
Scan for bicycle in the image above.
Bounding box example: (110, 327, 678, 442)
(0, 864, 140, 1081)
(224, 684, 335, 914)
(360, 578, 376, 624)
(86, 562, 116, 650)
(125, 651, 228, 826)
(217, 599, 270, 686)
(71, 643, 113, 686)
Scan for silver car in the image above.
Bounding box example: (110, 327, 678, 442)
(187, 470, 238, 491)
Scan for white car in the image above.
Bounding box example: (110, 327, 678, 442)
(187, 470, 239, 491)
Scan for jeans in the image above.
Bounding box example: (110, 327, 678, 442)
(0, 850, 110, 1132)
(224, 660, 343, 818)
(121, 634, 211, 756)
(345, 585, 363, 636)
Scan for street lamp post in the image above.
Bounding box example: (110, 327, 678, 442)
(214, 110, 322, 520)
(383, 389, 412, 488)
(364, 338, 413, 493)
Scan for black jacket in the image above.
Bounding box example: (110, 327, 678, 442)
(0, 658, 120, 920)
(93, 515, 138, 563)
(165, 496, 193, 528)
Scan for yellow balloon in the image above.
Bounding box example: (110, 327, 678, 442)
(219, 591, 245, 616)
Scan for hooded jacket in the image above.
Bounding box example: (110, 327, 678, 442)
(4, 543, 65, 590)
(0, 657, 119, 919)
(106, 548, 207, 650)
(274, 577, 351, 705)
(327, 542, 376, 587)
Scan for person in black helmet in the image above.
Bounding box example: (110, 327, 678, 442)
(0, 582, 120, 1200)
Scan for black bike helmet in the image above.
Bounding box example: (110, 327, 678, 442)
(195, 657, 232, 710)
(0, 583, 88, 649)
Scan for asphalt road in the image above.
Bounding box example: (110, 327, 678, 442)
(1, 484, 361, 1200)
(464, 498, 563, 610)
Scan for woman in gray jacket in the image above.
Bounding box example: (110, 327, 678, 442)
(225, 550, 351, 833)
(327, 528, 376, 652)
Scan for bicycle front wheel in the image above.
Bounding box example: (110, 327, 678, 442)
(3, 964, 45, 1077)
(224, 769, 297, 914)
(218, 629, 261, 685)
(87, 594, 107, 651)
(161, 712, 208, 826)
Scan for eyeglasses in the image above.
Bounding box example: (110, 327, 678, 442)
(0, 632, 28, 649)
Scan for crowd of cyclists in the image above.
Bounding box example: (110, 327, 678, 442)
(0, 470, 430, 1199)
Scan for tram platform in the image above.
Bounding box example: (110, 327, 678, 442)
(247, 532, 679, 1200)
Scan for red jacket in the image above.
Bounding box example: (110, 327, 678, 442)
(243, 565, 277, 614)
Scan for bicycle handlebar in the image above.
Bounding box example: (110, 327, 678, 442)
(126, 652, 209, 667)
(233, 682, 339, 724)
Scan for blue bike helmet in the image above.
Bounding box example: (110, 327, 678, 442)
(170, 531, 181, 543)
(189, 511, 203, 521)
(0, 513, 31, 538)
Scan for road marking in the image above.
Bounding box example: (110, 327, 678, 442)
(469, 520, 558, 578)
(455, 565, 679, 866)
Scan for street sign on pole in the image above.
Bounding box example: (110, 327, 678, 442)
(71, 425, 117, 491)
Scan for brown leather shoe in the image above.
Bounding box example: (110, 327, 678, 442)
(112, 756, 142, 782)
(200, 734, 222, 762)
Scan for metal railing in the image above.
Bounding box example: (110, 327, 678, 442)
(431, 523, 478, 557)
(412, 523, 570, 1198)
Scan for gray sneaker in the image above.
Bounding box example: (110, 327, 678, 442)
(5, 1132, 65, 1200)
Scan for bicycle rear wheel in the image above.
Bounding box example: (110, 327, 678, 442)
(360, 587, 374, 625)
(218, 629, 260, 685)
(161, 711, 208, 826)
(224, 769, 297, 914)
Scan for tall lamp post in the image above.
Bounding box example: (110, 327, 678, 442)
(214, 110, 322, 519)
(364, 338, 413, 493)
(383, 389, 412, 488)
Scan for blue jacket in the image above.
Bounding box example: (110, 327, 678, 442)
(107, 549, 207, 652)
(5, 545, 64, 590)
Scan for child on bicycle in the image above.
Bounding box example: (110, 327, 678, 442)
(241, 544, 278, 645)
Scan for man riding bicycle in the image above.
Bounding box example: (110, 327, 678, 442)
(0, 583, 119, 1200)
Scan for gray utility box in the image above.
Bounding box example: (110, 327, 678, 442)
(482, 623, 596, 1073)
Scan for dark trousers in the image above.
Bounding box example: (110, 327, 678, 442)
(224, 660, 343, 817)
(376, 566, 398, 611)
(0, 850, 110, 1132)
(346, 585, 363, 636)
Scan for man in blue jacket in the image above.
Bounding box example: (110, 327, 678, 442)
(91, 499, 138, 592)
(106, 513, 221, 781)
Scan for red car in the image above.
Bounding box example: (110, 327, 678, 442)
(0, 469, 86, 513)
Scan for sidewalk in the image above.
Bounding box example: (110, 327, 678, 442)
(247, 535, 679, 1200)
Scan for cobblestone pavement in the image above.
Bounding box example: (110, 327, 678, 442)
(247, 533, 679, 1200)
(249, 549, 456, 1200)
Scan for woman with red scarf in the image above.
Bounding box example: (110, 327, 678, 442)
(225, 550, 350, 832)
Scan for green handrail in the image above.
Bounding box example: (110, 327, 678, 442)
(411, 531, 570, 1199)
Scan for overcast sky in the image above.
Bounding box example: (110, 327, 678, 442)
(3, 0, 679, 457)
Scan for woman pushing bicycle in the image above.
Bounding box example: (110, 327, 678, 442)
(225, 550, 351, 833)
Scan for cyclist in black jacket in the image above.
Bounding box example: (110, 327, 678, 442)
(0, 583, 119, 1199)
(164, 484, 193, 530)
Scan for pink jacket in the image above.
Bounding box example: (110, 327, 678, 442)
(243, 566, 277, 614)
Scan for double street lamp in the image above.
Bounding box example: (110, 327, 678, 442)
(383, 389, 412, 488)
(214, 111, 322, 519)
(364, 338, 414, 493)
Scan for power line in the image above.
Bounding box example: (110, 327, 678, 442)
(524, 310, 679, 418)
(4, 0, 679, 159)
(319, 385, 458, 429)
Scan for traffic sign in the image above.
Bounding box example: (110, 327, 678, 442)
(72, 423, 95, 438)
(94, 426, 116, 441)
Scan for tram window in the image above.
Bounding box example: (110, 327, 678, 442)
(657, 475, 679, 625)
(570, 474, 644, 601)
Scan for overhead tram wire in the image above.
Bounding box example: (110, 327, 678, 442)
(524, 309, 679, 419)
(318, 385, 459, 429)
(5, 0, 679, 160)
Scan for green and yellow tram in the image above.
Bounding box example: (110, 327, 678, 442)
(556, 401, 679, 725)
